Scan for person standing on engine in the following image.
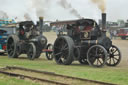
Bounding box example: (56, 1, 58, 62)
(55, 26, 62, 37)
(110, 30, 114, 39)
(113, 30, 117, 39)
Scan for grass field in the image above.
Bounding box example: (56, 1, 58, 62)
(0, 32, 128, 85)
(0, 54, 128, 85)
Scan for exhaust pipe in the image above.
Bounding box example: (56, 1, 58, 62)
(39, 17, 43, 34)
(102, 13, 106, 31)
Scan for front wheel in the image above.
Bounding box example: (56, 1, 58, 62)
(87, 45, 108, 67)
(27, 43, 36, 60)
(106, 45, 121, 66)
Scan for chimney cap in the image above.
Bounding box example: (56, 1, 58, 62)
(39, 17, 43, 20)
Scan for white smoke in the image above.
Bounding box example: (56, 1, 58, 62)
(0, 0, 82, 23)
(0, 0, 52, 24)
(90, 0, 106, 13)
(57, 0, 82, 18)
(0, 11, 8, 18)
(1, 0, 127, 22)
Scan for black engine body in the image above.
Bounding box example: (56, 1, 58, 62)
(7, 18, 47, 59)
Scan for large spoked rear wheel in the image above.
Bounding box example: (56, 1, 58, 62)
(7, 35, 19, 58)
(106, 45, 121, 66)
(53, 36, 74, 65)
(46, 43, 53, 60)
(27, 43, 36, 60)
(87, 45, 108, 67)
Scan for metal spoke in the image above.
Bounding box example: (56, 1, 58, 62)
(59, 55, 65, 62)
(109, 58, 111, 64)
(58, 57, 62, 62)
(8, 49, 12, 52)
(112, 58, 115, 64)
(54, 46, 61, 50)
(62, 44, 68, 50)
(63, 47, 68, 51)
(114, 57, 119, 61)
(62, 53, 67, 59)
(107, 57, 110, 60)
(97, 58, 102, 65)
(96, 59, 99, 65)
(92, 57, 97, 64)
(90, 53, 96, 57)
(61, 58, 65, 63)
(114, 54, 119, 56)
(95, 48, 98, 55)
(113, 48, 117, 53)
(61, 39, 65, 46)
(10, 51, 13, 56)
(55, 52, 62, 56)
(92, 58, 96, 65)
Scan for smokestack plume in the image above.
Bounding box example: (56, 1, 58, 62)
(102, 13, 106, 31)
(24, 13, 31, 21)
(0, 11, 8, 18)
(0, 0, 52, 24)
(58, 0, 82, 18)
(91, 0, 106, 13)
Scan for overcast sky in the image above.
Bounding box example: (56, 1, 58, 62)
(0, 0, 127, 22)
(47, 0, 128, 22)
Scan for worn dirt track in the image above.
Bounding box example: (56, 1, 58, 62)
(112, 39, 128, 67)
(0, 66, 117, 85)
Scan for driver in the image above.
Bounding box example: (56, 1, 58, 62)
(83, 25, 93, 31)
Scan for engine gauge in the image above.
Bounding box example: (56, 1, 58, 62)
(84, 32, 89, 38)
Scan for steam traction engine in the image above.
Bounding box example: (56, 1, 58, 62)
(7, 17, 48, 60)
(51, 13, 121, 67)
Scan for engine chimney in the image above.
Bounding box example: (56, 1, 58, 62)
(39, 17, 43, 34)
(102, 13, 106, 31)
